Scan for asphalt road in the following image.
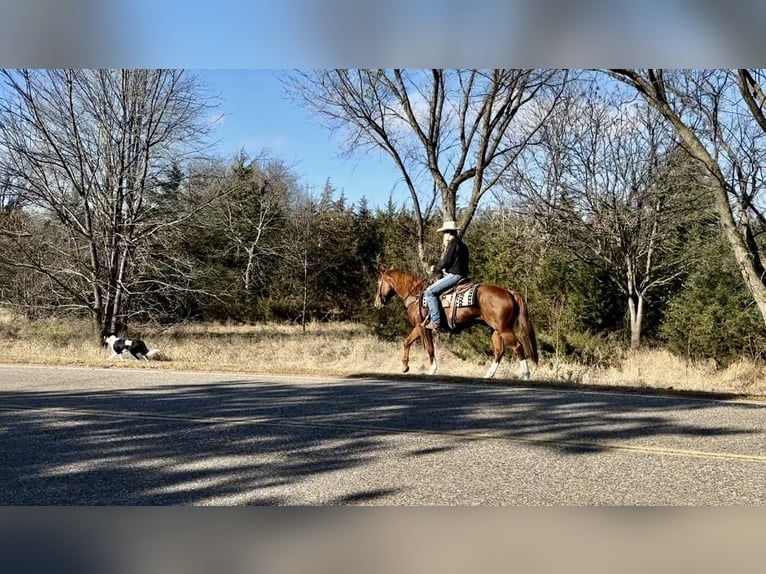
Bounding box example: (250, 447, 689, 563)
(0, 364, 763, 505)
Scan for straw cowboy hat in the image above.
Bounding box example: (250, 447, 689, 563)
(436, 220, 460, 233)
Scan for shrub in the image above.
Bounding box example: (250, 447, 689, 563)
(0, 309, 21, 339)
(661, 246, 766, 365)
(366, 305, 412, 342)
(448, 325, 495, 364)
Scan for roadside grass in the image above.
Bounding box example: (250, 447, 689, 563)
(0, 312, 764, 397)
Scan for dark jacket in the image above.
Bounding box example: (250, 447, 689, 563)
(434, 236, 469, 277)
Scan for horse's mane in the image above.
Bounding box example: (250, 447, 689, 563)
(383, 268, 425, 294)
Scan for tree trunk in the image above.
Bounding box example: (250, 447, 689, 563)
(416, 236, 428, 275)
(722, 217, 766, 324)
(108, 245, 131, 334)
(301, 249, 308, 334)
(92, 308, 104, 340)
(627, 293, 644, 350)
(625, 257, 643, 350)
(244, 244, 255, 291)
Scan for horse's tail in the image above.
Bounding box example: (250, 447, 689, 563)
(510, 290, 539, 365)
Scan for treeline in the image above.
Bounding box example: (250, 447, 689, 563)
(4, 150, 763, 365)
(2, 69, 766, 367)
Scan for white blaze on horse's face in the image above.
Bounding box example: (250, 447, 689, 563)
(374, 280, 385, 308)
(375, 276, 396, 308)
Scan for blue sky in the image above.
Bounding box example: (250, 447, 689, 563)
(197, 70, 408, 208)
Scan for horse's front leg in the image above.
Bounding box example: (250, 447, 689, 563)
(401, 326, 422, 373)
(421, 328, 437, 375)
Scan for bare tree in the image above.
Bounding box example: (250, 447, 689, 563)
(281, 191, 322, 332)
(609, 69, 766, 327)
(511, 82, 709, 348)
(0, 69, 213, 336)
(196, 153, 293, 294)
(0, 171, 25, 213)
(281, 69, 568, 270)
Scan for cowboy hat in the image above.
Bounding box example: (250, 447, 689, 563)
(436, 220, 459, 233)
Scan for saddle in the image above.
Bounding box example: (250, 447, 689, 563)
(421, 278, 478, 330)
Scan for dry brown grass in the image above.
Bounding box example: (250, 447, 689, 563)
(535, 350, 766, 397)
(0, 312, 764, 398)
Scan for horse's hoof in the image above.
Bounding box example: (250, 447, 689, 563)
(402, 366, 409, 373)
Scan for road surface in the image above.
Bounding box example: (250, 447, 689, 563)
(0, 364, 763, 505)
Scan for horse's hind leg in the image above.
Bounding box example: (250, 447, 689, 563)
(484, 331, 505, 378)
(502, 330, 530, 380)
(485, 330, 531, 380)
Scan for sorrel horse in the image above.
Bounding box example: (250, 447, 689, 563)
(374, 267, 539, 379)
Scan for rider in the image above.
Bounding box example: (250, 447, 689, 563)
(424, 220, 469, 332)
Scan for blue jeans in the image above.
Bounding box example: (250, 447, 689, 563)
(425, 273, 462, 325)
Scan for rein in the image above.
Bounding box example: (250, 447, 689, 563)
(401, 279, 425, 309)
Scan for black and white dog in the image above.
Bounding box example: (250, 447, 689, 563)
(103, 334, 160, 361)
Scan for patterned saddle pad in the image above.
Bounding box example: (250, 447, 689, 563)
(421, 282, 479, 309)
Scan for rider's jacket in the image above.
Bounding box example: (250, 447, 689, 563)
(434, 237, 469, 277)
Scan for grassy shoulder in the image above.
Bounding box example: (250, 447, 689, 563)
(0, 314, 764, 399)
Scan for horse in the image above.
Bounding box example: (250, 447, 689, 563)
(373, 267, 539, 380)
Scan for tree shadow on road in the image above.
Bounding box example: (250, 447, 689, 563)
(0, 374, 760, 505)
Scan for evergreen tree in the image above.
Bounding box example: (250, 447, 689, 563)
(661, 232, 766, 364)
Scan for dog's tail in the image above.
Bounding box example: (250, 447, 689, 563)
(145, 349, 162, 361)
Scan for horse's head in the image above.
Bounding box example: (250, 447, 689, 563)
(374, 269, 396, 308)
